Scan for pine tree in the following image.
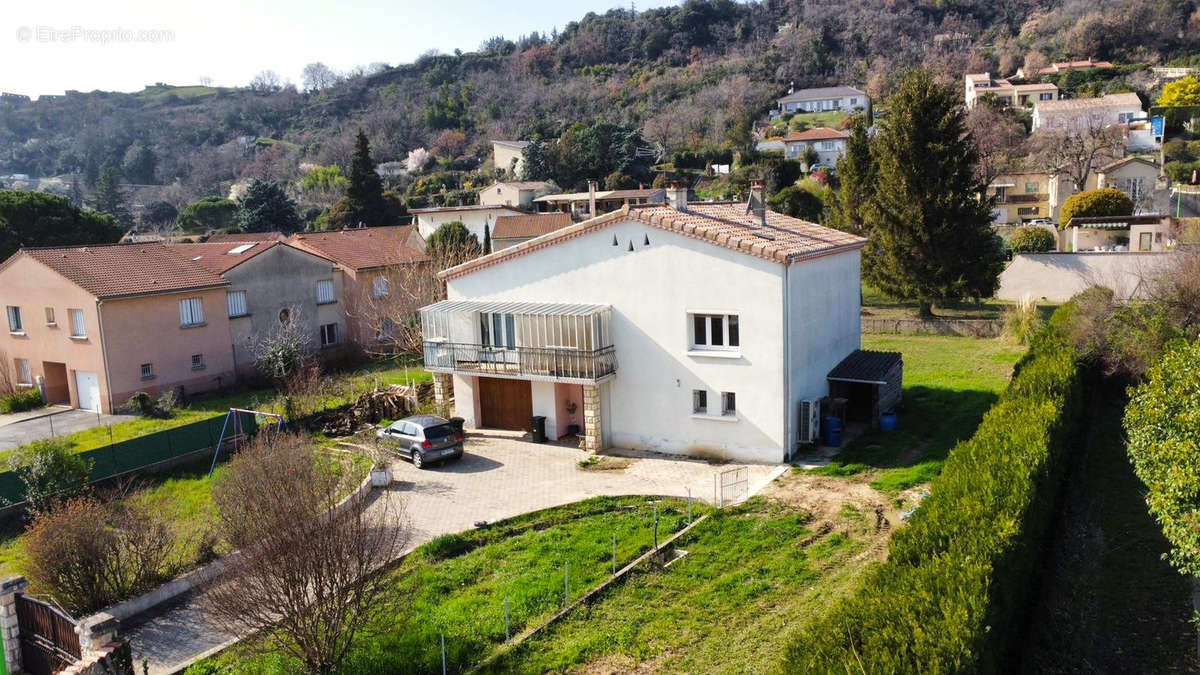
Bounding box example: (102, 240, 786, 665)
(483, 222, 492, 254)
(92, 164, 133, 229)
(829, 115, 873, 235)
(236, 180, 301, 234)
(862, 70, 1004, 317)
(345, 129, 390, 226)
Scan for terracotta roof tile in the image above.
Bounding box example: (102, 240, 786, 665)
(492, 213, 573, 240)
(13, 243, 228, 298)
(205, 231, 287, 243)
(287, 226, 427, 270)
(783, 127, 849, 142)
(442, 203, 866, 280)
(1035, 92, 1141, 112)
(168, 241, 279, 274)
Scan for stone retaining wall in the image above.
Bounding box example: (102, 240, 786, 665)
(861, 317, 1003, 338)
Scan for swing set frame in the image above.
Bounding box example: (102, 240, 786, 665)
(208, 407, 288, 476)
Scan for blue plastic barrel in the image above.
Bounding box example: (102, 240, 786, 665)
(880, 412, 898, 432)
(823, 416, 843, 447)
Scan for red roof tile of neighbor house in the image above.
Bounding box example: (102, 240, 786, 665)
(9, 243, 229, 299)
(205, 231, 287, 243)
(287, 226, 428, 271)
(168, 241, 280, 274)
(783, 127, 849, 142)
(492, 213, 573, 240)
(441, 203, 866, 280)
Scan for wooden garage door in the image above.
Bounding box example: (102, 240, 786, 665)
(478, 377, 532, 431)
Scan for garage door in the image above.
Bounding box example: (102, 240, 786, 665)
(478, 377, 532, 431)
(74, 371, 100, 412)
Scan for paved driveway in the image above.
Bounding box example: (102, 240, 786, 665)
(0, 408, 135, 452)
(128, 432, 784, 673)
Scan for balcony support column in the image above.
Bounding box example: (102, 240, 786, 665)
(432, 373, 454, 412)
(581, 384, 606, 453)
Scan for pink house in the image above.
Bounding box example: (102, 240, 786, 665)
(0, 244, 237, 413)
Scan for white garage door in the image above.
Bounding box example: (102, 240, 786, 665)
(75, 371, 100, 412)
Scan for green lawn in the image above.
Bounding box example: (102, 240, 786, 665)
(807, 334, 1026, 493)
(200, 497, 701, 674)
(487, 497, 870, 673)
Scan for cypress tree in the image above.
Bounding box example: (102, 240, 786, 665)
(483, 222, 492, 254)
(829, 115, 873, 235)
(92, 164, 133, 229)
(345, 129, 389, 226)
(863, 70, 1004, 318)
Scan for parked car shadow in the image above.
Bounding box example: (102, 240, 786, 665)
(435, 453, 503, 474)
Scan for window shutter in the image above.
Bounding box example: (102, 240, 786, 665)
(227, 291, 247, 317)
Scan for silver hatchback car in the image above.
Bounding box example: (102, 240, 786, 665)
(376, 415, 464, 469)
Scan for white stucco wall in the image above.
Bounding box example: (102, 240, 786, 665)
(445, 218, 792, 463)
(414, 207, 521, 242)
(998, 252, 1172, 302)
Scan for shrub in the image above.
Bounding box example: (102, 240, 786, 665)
(1009, 226, 1056, 253)
(0, 388, 43, 413)
(7, 437, 91, 513)
(785, 299, 1084, 672)
(1004, 294, 1043, 344)
(1058, 188, 1133, 228)
(119, 390, 176, 418)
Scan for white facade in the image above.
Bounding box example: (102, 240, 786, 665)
(439, 216, 862, 463)
(412, 206, 522, 242)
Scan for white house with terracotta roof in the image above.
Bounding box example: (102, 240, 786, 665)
(964, 73, 1059, 108)
(409, 204, 523, 243)
(0, 244, 237, 413)
(1031, 92, 1144, 132)
(782, 127, 849, 167)
(419, 184, 865, 463)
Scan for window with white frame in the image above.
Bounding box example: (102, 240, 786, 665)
(14, 359, 31, 386)
(44, 307, 55, 326)
(692, 389, 707, 414)
(226, 290, 248, 318)
(179, 298, 205, 327)
(372, 275, 390, 298)
(821, 141, 834, 151)
(1039, 92, 1053, 101)
(6, 306, 22, 333)
(689, 313, 739, 351)
(68, 309, 86, 338)
(191, 353, 204, 370)
(316, 279, 335, 305)
(721, 392, 737, 416)
(320, 323, 339, 347)
(140, 363, 154, 380)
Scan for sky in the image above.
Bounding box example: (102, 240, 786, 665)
(0, 0, 674, 99)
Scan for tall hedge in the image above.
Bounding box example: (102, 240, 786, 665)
(785, 301, 1084, 672)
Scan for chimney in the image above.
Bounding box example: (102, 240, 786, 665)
(667, 182, 688, 211)
(587, 180, 597, 217)
(747, 180, 767, 227)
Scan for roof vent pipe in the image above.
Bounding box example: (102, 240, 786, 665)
(747, 180, 767, 227)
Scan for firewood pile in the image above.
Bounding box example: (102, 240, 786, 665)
(308, 385, 420, 436)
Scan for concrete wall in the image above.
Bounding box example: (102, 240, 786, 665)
(0, 255, 108, 410)
(414, 207, 521, 242)
(224, 245, 344, 373)
(998, 252, 1173, 302)
(446, 218, 795, 463)
(493, 144, 525, 176)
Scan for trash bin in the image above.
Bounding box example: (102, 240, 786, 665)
(448, 416, 465, 434)
(823, 416, 843, 447)
(880, 412, 898, 432)
(530, 416, 547, 443)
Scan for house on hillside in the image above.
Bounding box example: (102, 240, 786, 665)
(965, 73, 1059, 108)
(1017, 59, 1114, 79)
(0, 244, 237, 413)
(1060, 214, 1175, 253)
(478, 181, 555, 209)
(286, 226, 428, 347)
(782, 127, 849, 168)
(409, 204, 523, 243)
(1095, 157, 1160, 212)
(419, 184, 873, 463)
(491, 213, 573, 250)
(534, 185, 665, 220)
(170, 240, 346, 374)
(1031, 93, 1143, 132)
(776, 86, 869, 115)
(492, 140, 530, 176)
(989, 157, 1161, 227)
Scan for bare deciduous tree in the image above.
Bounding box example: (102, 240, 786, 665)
(966, 103, 1028, 186)
(250, 304, 315, 382)
(206, 434, 408, 675)
(249, 70, 283, 93)
(1030, 119, 1123, 192)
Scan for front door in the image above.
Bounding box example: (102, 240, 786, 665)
(74, 371, 100, 412)
(478, 377, 532, 431)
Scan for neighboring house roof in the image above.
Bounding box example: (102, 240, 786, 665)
(777, 86, 866, 103)
(1066, 214, 1168, 229)
(287, 226, 428, 271)
(827, 349, 903, 384)
(1098, 156, 1159, 172)
(168, 241, 281, 274)
(485, 181, 553, 191)
(6, 243, 229, 299)
(441, 202, 867, 280)
(492, 213, 573, 240)
(1035, 92, 1142, 113)
(408, 204, 522, 214)
(605, 188, 665, 200)
(783, 127, 850, 142)
(206, 231, 287, 243)
(492, 140, 530, 150)
(534, 191, 617, 203)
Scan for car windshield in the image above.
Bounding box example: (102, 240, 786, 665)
(423, 424, 456, 439)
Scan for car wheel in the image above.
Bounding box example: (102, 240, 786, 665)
(412, 450, 425, 469)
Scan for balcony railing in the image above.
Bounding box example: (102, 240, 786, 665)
(423, 341, 617, 383)
(1004, 193, 1049, 204)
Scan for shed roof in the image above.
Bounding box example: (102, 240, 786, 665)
(827, 350, 903, 384)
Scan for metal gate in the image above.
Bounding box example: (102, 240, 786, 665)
(715, 467, 749, 507)
(15, 594, 80, 675)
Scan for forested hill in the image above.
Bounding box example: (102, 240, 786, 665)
(2, 0, 1197, 202)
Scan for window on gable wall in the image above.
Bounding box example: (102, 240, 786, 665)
(690, 313, 739, 351)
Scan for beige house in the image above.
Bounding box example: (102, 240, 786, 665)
(988, 171, 1057, 225)
(1031, 92, 1143, 132)
(478, 181, 555, 209)
(534, 187, 665, 220)
(1061, 214, 1175, 252)
(1093, 157, 1160, 213)
(990, 158, 1160, 226)
(492, 140, 530, 177)
(965, 73, 1059, 108)
(0, 244, 237, 413)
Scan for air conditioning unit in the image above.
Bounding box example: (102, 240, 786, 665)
(798, 399, 820, 445)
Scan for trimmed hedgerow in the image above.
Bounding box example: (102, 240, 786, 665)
(784, 301, 1084, 673)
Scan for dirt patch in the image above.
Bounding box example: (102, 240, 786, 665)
(576, 650, 673, 674)
(578, 456, 638, 472)
(761, 472, 897, 559)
